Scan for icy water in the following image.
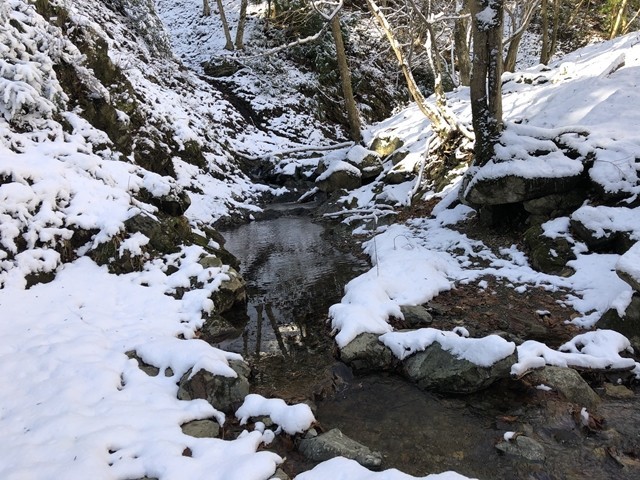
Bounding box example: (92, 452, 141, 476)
(217, 206, 640, 479)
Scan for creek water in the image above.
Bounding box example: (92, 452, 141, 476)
(217, 206, 640, 479)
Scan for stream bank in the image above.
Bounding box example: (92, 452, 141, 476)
(209, 201, 640, 480)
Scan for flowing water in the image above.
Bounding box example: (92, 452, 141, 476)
(217, 205, 640, 479)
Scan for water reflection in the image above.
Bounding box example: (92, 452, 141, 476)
(216, 207, 368, 358)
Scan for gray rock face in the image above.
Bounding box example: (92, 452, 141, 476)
(199, 313, 242, 344)
(402, 343, 516, 393)
(315, 169, 362, 193)
(339, 333, 395, 372)
(525, 366, 601, 408)
(351, 152, 384, 182)
(461, 174, 583, 206)
(177, 360, 250, 413)
(570, 218, 635, 254)
(181, 419, 220, 438)
(598, 293, 640, 353)
(522, 191, 584, 217)
(496, 435, 545, 462)
(400, 305, 433, 328)
(298, 428, 383, 469)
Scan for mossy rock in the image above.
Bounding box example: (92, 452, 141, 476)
(211, 268, 246, 313)
(524, 225, 575, 275)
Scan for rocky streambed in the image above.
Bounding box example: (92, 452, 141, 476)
(182, 202, 640, 480)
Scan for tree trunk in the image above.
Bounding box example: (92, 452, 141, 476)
(454, 0, 471, 86)
(548, 0, 561, 61)
(504, 28, 525, 72)
(215, 0, 234, 50)
(610, 0, 629, 39)
(330, 14, 362, 143)
(469, 0, 504, 167)
(235, 0, 248, 50)
(540, 0, 549, 64)
(203, 0, 211, 17)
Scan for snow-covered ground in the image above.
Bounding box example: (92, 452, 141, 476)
(1, 0, 640, 479)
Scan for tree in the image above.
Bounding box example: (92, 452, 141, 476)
(216, 0, 234, 50)
(314, 1, 362, 142)
(468, 0, 504, 168)
(235, 0, 249, 49)
(203, 0, 211, 17)
(540, 0, 561, 65)
(454, 0, 472, 85)
(503, 0, 541, 72)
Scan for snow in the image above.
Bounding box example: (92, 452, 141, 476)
(235, 394, 316, 435)
(511, 330, 636, 377)
(381, 328, 515, 366)
(2, 0, 640, 478)
(617, 242, 640, 288)
(296, 457, 475, 480)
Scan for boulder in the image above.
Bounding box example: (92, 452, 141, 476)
(345, 145, 384, 182)
(570, 205, 638, 253)
(202, 57, 241, 77)
(370, 136, 404, 157)
(211, 267, 247, 313)
(462, 174, 583, 206)
(603, 383, 634, 399)
(400, 305, 433, 328)
(384, 165, 415, 185)
(177, 360, 250, 412)
(524, 366, 601, 408)
(339, 333, 395, 372)
(181, 419, 220, 438)
(298, 428, 383, 469)
(315, 162, 362, 193)
(598, 293, 640, 353)
(199, 313, 243, 343)
(523, 225, 576, 275)
(496, 435, 545, 462)
(150, 190, 191, 216)
(402, 343, 516, 394)
(522, 190, 584, 217)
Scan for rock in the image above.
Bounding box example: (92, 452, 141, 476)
(211, 267, 247, 313)
(123, 213, 191, 255)
(339, 333, 395, 372)
(604, 383, 634, 399)
(298, 428, 383, 469)
(126, 351, 159, 377)
(177, 360, 250, 413)
(199, 313, 242, 343)
(570, 205, 638, 254)
(402, 343, 516, 394)
(524, 224, 576, 275)
(181, 419, 220, 438)
(345, 145, 384, 183)
(598, 294, 640, 353)
(315, 164, 362, 193)
(384, 165, 415, 185)
(525, 366, 601, 408)
(400, 305, 433, 328)
(202, 57, 241, 77)
(150, 190, 191, 216)
(461, 173, 583, 206)
(389, 150, 409, 166)
(370, 136, 404, 157)
(496, 435, 545, 462)
(522, 190, 584, 217)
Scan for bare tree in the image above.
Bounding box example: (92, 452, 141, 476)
(216, 0, 234, 50)
(503, 0, 541, 72)
(203, 0, 211, 17)
(468, 0, 504, 168)
(540, 0, 561, 64)
(454, 0, 472, 85)
(313, 1, 362, 142)
(235, 0, 249, 49)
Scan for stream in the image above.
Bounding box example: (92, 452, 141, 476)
(216, 205, 640, 480)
